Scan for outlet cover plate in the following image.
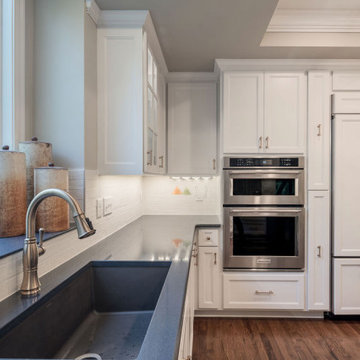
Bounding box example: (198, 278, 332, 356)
(103, 197, 113, 216)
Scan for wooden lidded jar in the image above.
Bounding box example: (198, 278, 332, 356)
(19, 137, 52, 205)
(34, 163, 69, 232)
(0, 146, 26, 237)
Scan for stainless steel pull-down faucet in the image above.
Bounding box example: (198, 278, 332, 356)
(20, 188, 96, 297)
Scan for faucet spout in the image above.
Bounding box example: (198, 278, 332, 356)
(20, 188, 96, 297)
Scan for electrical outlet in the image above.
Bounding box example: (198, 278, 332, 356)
(103, 197, 113, 216)
(96, 198, 103, 219)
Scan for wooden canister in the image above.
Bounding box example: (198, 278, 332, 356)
(19, 137, 52, 205)
(34, 163, 69, 232)
(0, 146, 26, 237)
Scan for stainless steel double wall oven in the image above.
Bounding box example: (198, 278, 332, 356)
(223, 156, 305, 270)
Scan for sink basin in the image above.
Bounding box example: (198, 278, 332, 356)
(0, 261, 170, 360)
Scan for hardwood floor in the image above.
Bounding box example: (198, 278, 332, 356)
(193, 317, 360, 360)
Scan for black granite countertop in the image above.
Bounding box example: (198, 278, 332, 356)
(0, 215, 221, 360)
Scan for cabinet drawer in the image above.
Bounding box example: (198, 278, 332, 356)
(223, 273, 304, 310)
(198, 229, 219, 247)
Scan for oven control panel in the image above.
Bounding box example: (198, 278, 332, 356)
(227, 157, 302, 168)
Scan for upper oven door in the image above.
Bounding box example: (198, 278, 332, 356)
(224, 169, 304, 205)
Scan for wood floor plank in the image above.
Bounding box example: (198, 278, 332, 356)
(192, 318, 360, 360)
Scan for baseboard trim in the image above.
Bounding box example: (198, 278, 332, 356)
(195, 309, 325, 319)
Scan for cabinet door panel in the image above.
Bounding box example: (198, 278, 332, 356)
(223, 72, 263, 153)
(264, 72, 306, 154)
(98, 28, 143, 175)
(308, 71, 331, 190)
(198, 247, 220, 309)
(168, 83, 217, 175)
(307, 191, 330, 310)
(333, 115, 360, 256)
(333, 259, 360, 314)
(156, 72, 166, 173)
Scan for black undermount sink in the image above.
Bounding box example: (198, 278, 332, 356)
(0, 261, 170, 360)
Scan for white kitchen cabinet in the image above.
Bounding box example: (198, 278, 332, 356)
(333, 258, 360, 315)
(222, 71, 306, 154)
(198, 228, 219, 247)
(307, 191, 330, 311)
(167, 82, 217, 175)
(332, 92, 360, 114)
(178, 257, 195, 360)
(333, 71, 360, 91)
(198, 246, 220, 309)
(97, 21, 167, 175)
(307, 71, 331, 190)
(333, 114, 360, 257)
(264, 72, 306, 153)
(223, 72, 264, 153)
(223, 272, 305, 310)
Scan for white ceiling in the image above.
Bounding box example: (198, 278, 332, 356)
(97, 0, 360, 71)
(278, 0, 360, 10)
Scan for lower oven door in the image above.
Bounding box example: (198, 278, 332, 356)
(224, 207, 305, 270)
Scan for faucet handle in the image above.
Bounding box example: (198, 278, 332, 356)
(38, 228, 46, 256)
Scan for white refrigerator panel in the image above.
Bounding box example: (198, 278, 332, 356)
(333, 114, 360, 256)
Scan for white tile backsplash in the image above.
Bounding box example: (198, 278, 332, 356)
(0, 171, 220, 301)
(142, 176, 220, 215)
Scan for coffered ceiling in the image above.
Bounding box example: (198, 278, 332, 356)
(96, 0, 360, 71)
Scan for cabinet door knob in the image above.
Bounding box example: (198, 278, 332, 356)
(206, 236, 211, 241)
(259, 136, 263, 149)
(265, 136, 269, 149)
(317, 124, 321, 137)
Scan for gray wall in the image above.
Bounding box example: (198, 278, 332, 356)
(33, 0, 85, 169)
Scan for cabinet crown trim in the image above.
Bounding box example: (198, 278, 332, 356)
(215, 59, 360, 73)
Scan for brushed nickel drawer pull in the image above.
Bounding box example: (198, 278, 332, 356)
(317, 124, 321, 136)
(255, 290, 274, 295)
(159, 155, 164, 168)
(265, 136, 269, 149)
(259, 136, 263, 149)
(212, 158, 216, 170)
(214, 253, 217, 265)
(317, 245, 321, 258)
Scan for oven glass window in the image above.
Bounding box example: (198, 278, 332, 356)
(232, 179, 295, 196)
(233, 216, 296, 256)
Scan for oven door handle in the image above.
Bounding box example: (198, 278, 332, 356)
(229, 208, 303, 215)
(227, 170, 303, 175)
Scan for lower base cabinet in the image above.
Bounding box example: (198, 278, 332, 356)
(223, 272, 305, 310)
(178, 257, 195, 360)
(333, 258, 360, 315)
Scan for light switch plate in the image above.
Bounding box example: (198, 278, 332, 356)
(96, 198, 103, 219)
(103, 197, 113, 216)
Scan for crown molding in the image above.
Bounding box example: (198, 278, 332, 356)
(166, 72, 218, 83)
(267, 9, 360, 33)
(215, 59, 360, 72)
(85, 0, 101, 25)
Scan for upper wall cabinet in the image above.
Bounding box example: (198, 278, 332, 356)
(223, 71, 306, 154)
(307, 71, 331, 190)
(167, 82, 217, 175)
(223, 72, 263, 153)
(96, 11, 167, 175)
